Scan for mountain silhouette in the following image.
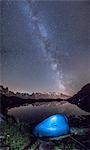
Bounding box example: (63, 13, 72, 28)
(0, 84, 90, 114)
(0, 85, 70, 99)
(68, 83, 90, 112)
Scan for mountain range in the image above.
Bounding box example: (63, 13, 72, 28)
(0, 85, 70, 99)
(0, 83, 90, 114)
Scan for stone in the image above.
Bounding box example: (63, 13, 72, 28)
(39, 141, 55, 150)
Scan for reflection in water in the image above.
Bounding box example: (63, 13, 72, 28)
(8, 103, 60, 124)
(8, 102, 89, 125)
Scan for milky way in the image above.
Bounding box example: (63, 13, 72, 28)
(21, 0, 66, 92)
(1, 0, 90, 95)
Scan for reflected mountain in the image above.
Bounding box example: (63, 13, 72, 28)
(0, 84, 90, 116)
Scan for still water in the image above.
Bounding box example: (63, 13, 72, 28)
(8, 102, 66, 124)
(8, 101, 89, 125)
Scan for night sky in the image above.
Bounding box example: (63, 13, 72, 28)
(0, 0, 90, 95)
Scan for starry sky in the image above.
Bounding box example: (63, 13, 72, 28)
(0, 0, 90, 95)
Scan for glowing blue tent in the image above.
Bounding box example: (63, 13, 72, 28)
(33, 114, 70, 137)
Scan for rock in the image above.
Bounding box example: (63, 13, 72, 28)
(0, 113, 6, 123)
(0, 147, 10, 150)
(39, 141, 55, 150)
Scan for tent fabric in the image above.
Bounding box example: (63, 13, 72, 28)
(33, 114, 70, 138)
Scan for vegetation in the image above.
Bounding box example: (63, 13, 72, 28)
(0, 123, 29, 150)
(0, 122, 88, 150)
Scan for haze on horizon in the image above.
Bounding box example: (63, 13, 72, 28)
(0, 1, 90, 95)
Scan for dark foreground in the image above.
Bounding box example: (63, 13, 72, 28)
(0, 115, 90, 150)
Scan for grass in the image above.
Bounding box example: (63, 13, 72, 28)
(0, 122, 88, 150)
(0, 123, 29, 150)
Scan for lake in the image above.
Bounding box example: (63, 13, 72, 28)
(8, 101, 89, 125)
